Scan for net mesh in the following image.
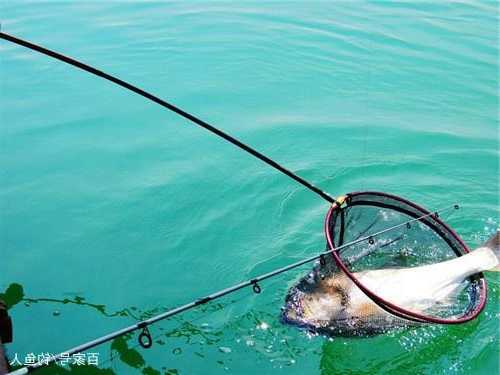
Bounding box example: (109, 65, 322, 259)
(326, 192, 485, 322)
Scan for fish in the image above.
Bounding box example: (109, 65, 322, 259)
(282, 231, 499, 336)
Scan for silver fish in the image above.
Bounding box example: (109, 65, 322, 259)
(282, 232, 499, 336)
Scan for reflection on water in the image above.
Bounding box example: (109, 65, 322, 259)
(0, 283, 24, 310)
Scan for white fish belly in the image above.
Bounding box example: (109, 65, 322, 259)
(350, 247, 496, 312)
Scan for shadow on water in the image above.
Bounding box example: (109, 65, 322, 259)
(0, 283, 24, 310)
(0, 283, 137, 319)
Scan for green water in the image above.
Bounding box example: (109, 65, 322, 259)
(1, 1, 498, 374)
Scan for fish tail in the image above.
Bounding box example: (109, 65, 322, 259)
(453, 231, 500, 276)
(482, 231, 500, 272)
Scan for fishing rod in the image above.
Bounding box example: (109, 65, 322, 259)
(8, 204, 457, 374)
(0, 31, 335, 204)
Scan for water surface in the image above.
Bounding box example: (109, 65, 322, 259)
(1, 1, 498, 374)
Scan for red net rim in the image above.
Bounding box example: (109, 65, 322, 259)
(324, 191, 487, 324)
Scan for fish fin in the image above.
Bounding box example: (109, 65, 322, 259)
(483, 231, 500, 272)
(356, 302, 381, 318)
(483, 231, 499, 253)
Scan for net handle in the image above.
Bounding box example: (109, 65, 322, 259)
(324, 191, 487, 324)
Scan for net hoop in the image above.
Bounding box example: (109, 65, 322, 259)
(324, 191, 487, 324)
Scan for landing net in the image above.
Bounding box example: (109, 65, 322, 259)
(325, 191, 487, 324)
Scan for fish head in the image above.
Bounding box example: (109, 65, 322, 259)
(281, 262, 412, 336)
(281, 263, 351, 332)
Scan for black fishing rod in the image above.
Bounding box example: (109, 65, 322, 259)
(7, 205, 457, 374)
(0, 31, 335, 204)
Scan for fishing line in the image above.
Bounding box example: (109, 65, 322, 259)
(0, 31, 334, 204)
(7, 204, 457, 374)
